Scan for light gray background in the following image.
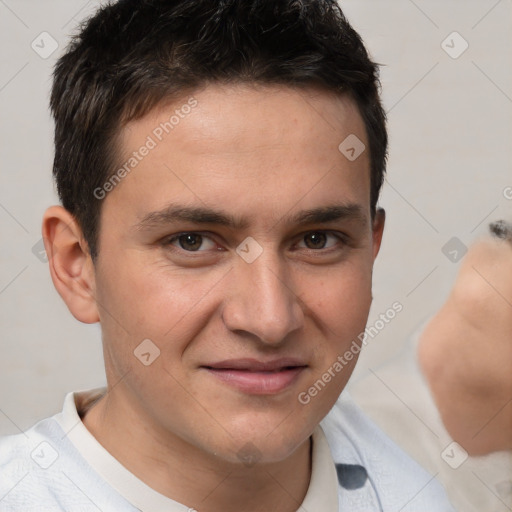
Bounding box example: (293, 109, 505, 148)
(1, 0, 511, 509)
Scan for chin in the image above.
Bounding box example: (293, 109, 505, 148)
(229, 435, 308, 467)
(225, 412, 314, 465)
(185, 414, 309, 467)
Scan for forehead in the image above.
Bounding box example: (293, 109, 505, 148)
(107, 83, 371, 229)
(132, 84, 363, 151)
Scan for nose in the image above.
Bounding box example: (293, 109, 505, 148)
(221, 250, 304, 346)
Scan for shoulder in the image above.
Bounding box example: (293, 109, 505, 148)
(320, 393, 455, 512)
(0, 406, 132, 512)
(0, 417, 68, 511)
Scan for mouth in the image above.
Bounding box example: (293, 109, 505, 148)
(201, 358, 308, 395)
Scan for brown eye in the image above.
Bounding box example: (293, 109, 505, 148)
(303, 232, 327, 249)
(166, 232, 216, 252)
(178, 233, 202, 251)
(299, 231, 342, 250)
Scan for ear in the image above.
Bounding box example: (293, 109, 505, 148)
(371, 207, 385, 261)
(42, 205, 99, 324)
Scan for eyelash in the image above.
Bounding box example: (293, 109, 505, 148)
(162, 230, 348, 255)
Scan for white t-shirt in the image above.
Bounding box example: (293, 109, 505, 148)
(0, 389, 454, 511)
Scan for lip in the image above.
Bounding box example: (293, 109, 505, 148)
(201, 358, 308, 395)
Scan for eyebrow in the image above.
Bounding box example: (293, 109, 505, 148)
(133, 202, 367, 232)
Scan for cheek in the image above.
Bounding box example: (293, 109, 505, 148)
(96, 255, 225, 338)
(308, 262, 373, 332)
(94, 258, 239, 392)
(303, 260, 373, 401)
(94, 261, 226, 395)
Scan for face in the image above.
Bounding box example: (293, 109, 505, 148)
(91, 83, 384, 464)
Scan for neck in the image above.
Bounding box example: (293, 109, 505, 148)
(82, 386, 312, 512)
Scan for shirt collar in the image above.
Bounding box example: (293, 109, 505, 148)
(55, 388, 339, 512)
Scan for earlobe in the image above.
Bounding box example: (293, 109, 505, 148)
(371, 207, 385, 260)
(42, 205, 100, 324)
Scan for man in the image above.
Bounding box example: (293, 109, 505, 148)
(0, 1, 454, 510)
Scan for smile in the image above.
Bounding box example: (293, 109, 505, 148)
(202, 358, 307, 395)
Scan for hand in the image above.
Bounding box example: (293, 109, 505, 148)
(418, 236, 512, 455)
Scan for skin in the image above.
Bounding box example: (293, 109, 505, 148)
(43, 83, 385, 512)
(418, 237, 512, 456)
